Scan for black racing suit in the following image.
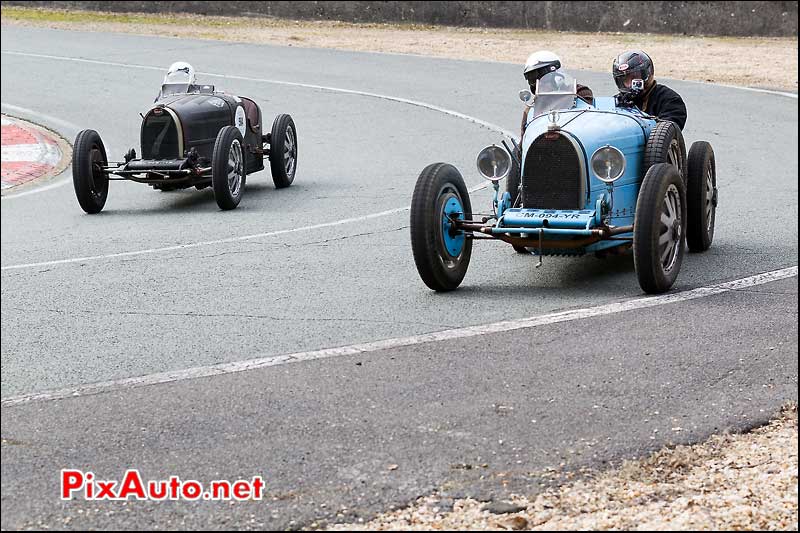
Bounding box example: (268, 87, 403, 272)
(622, 82, 687, 130)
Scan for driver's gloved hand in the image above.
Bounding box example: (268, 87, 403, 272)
(615, 93, 635, 107)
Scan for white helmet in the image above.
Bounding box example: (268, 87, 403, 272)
(523, 51, 561, 86)
(157, 62, 197, 99)
(163, 61, 196, 86)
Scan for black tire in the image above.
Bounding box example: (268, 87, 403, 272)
(686, 141, 717, 252)
(633, 163, 687, 294)
(269, 114, 297, 189)
(410, 163, 473, 291)
(212, 126, 246, 210)
(644, 121, 687, 182)
(72, 129, 109, 214)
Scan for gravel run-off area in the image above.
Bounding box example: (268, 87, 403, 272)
(327, 405, 797, 531)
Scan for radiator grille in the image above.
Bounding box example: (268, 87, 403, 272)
(522, 134, 583, 210)
(141, 112, 180, 160)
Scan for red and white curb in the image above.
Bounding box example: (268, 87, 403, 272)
(1, 114, 64, 192)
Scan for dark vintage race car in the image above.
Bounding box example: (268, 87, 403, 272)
(410, 71, 718, 294)
(72, 63, 298, 212)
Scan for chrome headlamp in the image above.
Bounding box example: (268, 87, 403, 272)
(591, 145, 626, 183)
(476, 144, 512, 182)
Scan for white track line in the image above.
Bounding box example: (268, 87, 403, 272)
(1, 181, 486, 271)
(0, 51, 499, 269)
(1, 102, 84, 135)
(1, 51, 518, 139)
(0, 103, 85, 199)
(6, 50, 796, 101)
(1, 205, 407, 271)
(2, 266, 795, 408)
(0, 51, 500, 272)
(692, 82, 797, 99)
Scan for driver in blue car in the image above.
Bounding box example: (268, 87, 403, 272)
(612, 50, 687, 130)
(520, 51, 594, 137)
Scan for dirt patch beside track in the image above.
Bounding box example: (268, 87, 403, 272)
(2, 6, 797, 92)
(327, 404, 798, 531)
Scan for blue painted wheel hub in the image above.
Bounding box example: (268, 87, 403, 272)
(441, 195, 465, 257)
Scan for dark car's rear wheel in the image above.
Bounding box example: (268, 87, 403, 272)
(269, 114, 297, 189)
(634, 163, 686, 294)
(686, 141, 717, 252)
(72, 129, 109, 214)
(644, 121, 687, 182)
(410, 163, 473, 291)
(212, 126, 246, 210)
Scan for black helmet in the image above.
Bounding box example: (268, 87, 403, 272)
(613, 50, 654, 95)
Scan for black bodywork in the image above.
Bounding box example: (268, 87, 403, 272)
(114, 90, 266, 189)
(72, 81, 297, 213)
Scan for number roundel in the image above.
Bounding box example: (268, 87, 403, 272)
(235, 106, 246, 137)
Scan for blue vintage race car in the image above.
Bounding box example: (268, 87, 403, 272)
(410, 71, 718, 294)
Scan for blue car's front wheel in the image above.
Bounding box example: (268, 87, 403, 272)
(410, 163, 472, 291)
(633, 163, 687, 294)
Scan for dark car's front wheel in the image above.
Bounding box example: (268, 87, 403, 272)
(686, 141, 717, 252)
(72, 129, 109, 214)
(410, 163, 473, 291)
(634, 163, 687, 294)
(269, 114, 297, 189)
(212, 126, 247, 210)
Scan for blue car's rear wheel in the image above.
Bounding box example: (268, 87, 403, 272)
(410, 163, 472, 291)
(212, 126, 246, 210)
(634, 163, 686, 294)
(686, 141, 717, 252)
(72, 129, 108, 214)
(644, 121, 687, 182)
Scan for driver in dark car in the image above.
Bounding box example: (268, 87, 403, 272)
(612, 50, 687, 130)
(155, 61, 199, 101)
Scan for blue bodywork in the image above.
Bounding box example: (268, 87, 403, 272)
(487, 96, 658, 254)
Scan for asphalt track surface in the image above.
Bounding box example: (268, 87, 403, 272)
(1, 26, 797, 529)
